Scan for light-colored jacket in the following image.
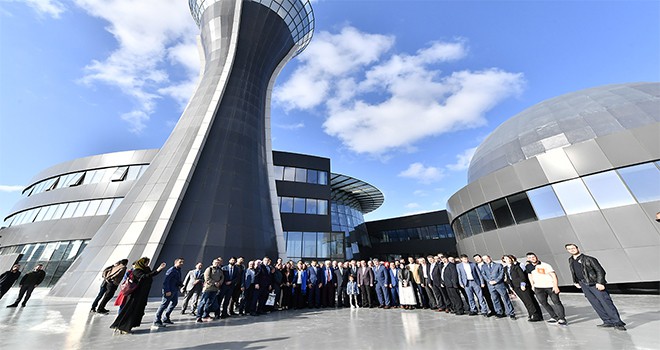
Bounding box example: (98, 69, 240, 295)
(183, 268, 204, 292)
(202, 265, 224, 292)
(408, 263, 422, 284)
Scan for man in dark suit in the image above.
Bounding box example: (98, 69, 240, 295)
(321, 260, 336, 307)
(254, 257, 274, 315)
(307, 261, 321, 308)
(357, 260, 374, 307)
(335, 261, 349, 307)
(228, 257, 245, 314)
(430, 255, 449, 311)
(373, 259, 391, 308)
(219, 257, 241, 318)
(0, 264, 21, 300)
(440, 256, 464, 315)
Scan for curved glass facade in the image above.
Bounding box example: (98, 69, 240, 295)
(370, 224, 454, 243)
(273, 165, 328, 185)
(452, 160, 660, 240)
(5, 198, 124, 227)
(331, 200, 369, 260)
(283, 231, 344, 262)
(0, 239, 89, 287)
(22, 164, 147, 198)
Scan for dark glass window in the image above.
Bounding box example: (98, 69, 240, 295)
(302, 232, 317, 257)
(295, 168, 307, 183)
(507, 192, 538, 224)
(466, 210, 483, 234)
(475, 204, 497, 232)
(280, 197, 293, 213)
(305, 198, 317, 214)
(459, 215, 473, 237)
(452, 220, 464, 240)
(318, 171, 328, 185)
(306, 169, 318, 184)
(286, 231, 302, 258)
(293, 198, 306, 213)
(491, 198, 515, 228)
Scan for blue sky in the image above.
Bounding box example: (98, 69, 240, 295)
(0, 0, 658, 223)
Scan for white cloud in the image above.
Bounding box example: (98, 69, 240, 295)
(0, 185, 24, 192)
(446, 146, 477, 171)
(276, 26, 524, 156)
(398, 162, 445, 184)
(74, 0, 200, 133)
(405, 202, 420, 209)
(275, 122, 305, 130)
(14, 0, 66, 18)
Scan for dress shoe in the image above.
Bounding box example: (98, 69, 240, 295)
(614, 325, 627, 331)
(528, 317, 542, 322)
(509, 315, 516, 320)
(196, 318, 203, 323)
(96, 308, 110, 314)
(597, 323, 614, 328)
(220, 314, 228, 319)
(383, 306, 390, 309)
(90, 308, 96, 313)
(163, 319, 174, 325)
(495, 314, 506, 318)
(6, 304, 18, 308)
(468, 312, 478, 316)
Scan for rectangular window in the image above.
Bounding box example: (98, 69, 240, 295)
(583, 170, 636, 209)
(280, 197, 293, 213)
(91, 169, 106, 183)
(286, 231, 302, 260)
(302, 232, 317, 257)
(507, 192, 538, 224)
(295, 168, 306, 183)
(527, 186, 565, 220)
(293, 197, 306, 213)
(97, 198, 114, 215)
(318, 171, 328, 185)
(34, 207, 49, 222)
(273, 166, 284, 181)
(283, 167, 296, 181)
(491, 198, 515, 228)
(318, 232, 330, 258)
(552, 178, 598, 215)
(111, 167, 129, 182)
(125, 166, 141, 181)
(52, 204, 67, 220)
(459, 215, 473, 237)
(47, 177, 61, 191)
(306, 169, 318, 184)
(317, 200, 328, 215)
(617, 163, 660, 203)
(73, 201, 90, 217)
(61, 202, 78, 219)
(42, 205, 59, 221)
(475, 204, 497, 231)
(305, 198, 317, 214)
(69, 172, 85, 187)
(58, 174, 73, 189)
(109, 198, 123, 214)
(466, 210, 483, 234)
(84, 199, 102, 216)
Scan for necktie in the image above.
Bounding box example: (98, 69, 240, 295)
(230, 266, 233, 279)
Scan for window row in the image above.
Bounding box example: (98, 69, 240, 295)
(5, 198, 124, 227)
(452, 161, 660, 240)
(279, 197, 328, 215)
(284, 231, 345, 262)
(273, 165, 328, 185)
(24, 164, 148, 197)
(0, 239, 89, 288)
(374, 224, 455, 243)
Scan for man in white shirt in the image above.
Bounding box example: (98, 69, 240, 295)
(526, 252, 566, 325)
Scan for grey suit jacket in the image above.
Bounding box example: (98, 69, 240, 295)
(183, 269, 204, 291)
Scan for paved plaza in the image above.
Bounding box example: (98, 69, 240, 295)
(0, 290, 658, 350)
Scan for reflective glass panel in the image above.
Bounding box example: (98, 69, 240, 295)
(126, 166, 141, 181)
(69, 172, 84, 187)
(111, 167, 128, 182)
(583, 171, 636, 209)
(305, 198, 317, 214)
(283, 167, 296, 181)
(280, 197, 293, 213)
(52, 204, 67, 220)
(61, 203, 78, 219)
(491, 198, 515, 228)
(42, 205, 59, 221)
(74, 201, 90, 217)
(507, 192, 538, 224)
(302, 232, 317, 257)
(34, 207, 48, 222)
(273, 166, 284, 181)
(84, 199, 102, 216)
(459, 215, 473, 237)
(97, 198, 114, 215)
(617, 163, 660, 203)
(295, 168, 306, 183)
(306, 169, 318, 184)
(552, 178, 599, 215)
(318, 232, 330, 258)
(475, 204, 497, 231)
(466, 210, 483, 234)
(82, 171, 96, 185)
(527, 186, 565, 219)
(317, 200, 328, 215)
(286, 231, 302, 258)
(109, 198, 123, 213)
(293, 198, 306, 213)
(318, 171, 328, 185)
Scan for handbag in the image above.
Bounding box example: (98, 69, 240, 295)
(119, 270, 138, 295)
(265, 292, 276, 306)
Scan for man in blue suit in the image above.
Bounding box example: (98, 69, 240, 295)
(373, 258, 391, 308)
(219, 257, 241, 318)
(307, 261, 321, 308)
(480, 255, 516, 319)
(457, 254, 490, 316)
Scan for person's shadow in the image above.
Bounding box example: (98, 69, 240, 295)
(164, 337, 289, 350)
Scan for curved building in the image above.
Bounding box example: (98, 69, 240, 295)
(41, 0, 315, 298)
(447, 82, 660, 287)
(0, 150, 384, 290)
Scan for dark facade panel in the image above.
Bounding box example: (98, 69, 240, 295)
(280, 213, 331, 232)
(273, 151, 330, 171)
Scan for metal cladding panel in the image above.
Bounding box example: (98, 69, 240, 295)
(494, 166, 523, 197)
(596, 130, 654, 168)
(572, 248, 640, 284)
(515, 221, 552, 257)
(537, 216, 582, 256)
(512, 157, 548, 191)
(478, 173, 503, 204)
(467, 181, 485, 208)
(482, 230, 505, 258)
(624, 246, 660, 282)
(536, 148, 578, 183)
(601, 205, 660, 249)
(562, 139, 613, 176)
(639, 202, 660, 233)
(631, 123, 660, 158)
(567, 211, 622, 252)
(494, 225, 523, 256)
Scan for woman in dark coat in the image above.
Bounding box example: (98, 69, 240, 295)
(110, 257, 166, 334)
(502, 255, 543, 322)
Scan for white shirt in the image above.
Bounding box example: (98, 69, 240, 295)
(462, 263, 474, 280)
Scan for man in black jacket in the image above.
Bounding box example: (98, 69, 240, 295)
(440, 255, 464, 315)
(0, 264, 21, 300)
(7, 264, 45, 307)
(566, 243, 626, 331)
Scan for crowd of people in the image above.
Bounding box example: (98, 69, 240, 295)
(0, 243, 627, 335)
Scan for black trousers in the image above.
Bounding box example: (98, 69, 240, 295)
(337, 284, 348, 307)
(359, 284, 373, 307)
(97, 283, 118, 310)
(446, 287, 464, 313)
(431, 284, 448, 309)
(424, 284, 437, 308)
(580, 281, 624, 326)
(534, 287, 565, 320)
(14, 285, 36, 306)
(321, 284, 335, 307)
(293, 284, 305, 309)
(513, 285, 542, 319)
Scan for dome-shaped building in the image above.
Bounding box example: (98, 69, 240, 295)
(447, 82, 660, 288)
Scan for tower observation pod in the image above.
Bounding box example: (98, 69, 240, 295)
(50, 0, 315, 298)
